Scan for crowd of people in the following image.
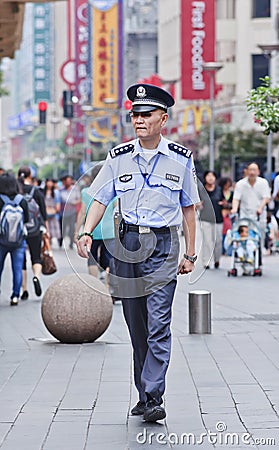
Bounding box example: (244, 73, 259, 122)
(0, 160, 278, 305)
(0, 168, 84, 305)
(197, 163, 279, 270)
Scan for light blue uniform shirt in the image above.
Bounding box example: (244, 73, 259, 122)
(87, 136, 200, 228)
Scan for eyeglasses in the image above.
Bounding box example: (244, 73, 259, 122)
(129, 112, 152, 118)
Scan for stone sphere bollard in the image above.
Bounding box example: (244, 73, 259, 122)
(41, 273, 113, 344)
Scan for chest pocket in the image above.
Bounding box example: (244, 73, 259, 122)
(115, 180, 136, 194)
(149, 175, 182, 191)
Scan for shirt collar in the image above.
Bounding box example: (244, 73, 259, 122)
(132, 135, 170, 159)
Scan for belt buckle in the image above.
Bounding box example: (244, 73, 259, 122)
(139, 226, 151, 234)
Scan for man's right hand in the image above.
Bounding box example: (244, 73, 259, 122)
(76, 235, 92, 258)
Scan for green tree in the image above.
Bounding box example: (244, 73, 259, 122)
(197, 126, 279, 175)
(246, 76, 279, 135)
(0, 69, 9, 97)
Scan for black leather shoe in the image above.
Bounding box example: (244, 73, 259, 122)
(131, 401, 145, 415)
(143, 400, 166, 422)
(21, 290, 29, 300)
(33, 277, 42, 297)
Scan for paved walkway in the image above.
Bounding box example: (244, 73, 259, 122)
(0, 241, 279, 449)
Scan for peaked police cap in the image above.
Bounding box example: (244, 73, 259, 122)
(127, 83, 175, 112)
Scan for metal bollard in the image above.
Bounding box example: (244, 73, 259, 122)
(189, 290, 211, 334)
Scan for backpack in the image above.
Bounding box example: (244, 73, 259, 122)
(0, 194, 25, 248)
(24, 186, 42, 236)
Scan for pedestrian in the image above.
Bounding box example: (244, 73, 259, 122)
(59, 175, 81, 249)
(219, 177, 233, 254)
(235, 224, 257, 263)
(271, 172, 279, 248)
(76, 84, 200, 422)
(0, 173, 29, 305)
(74, 164, 115, 280)
(231, 162, 271, 261)
(43, 179, 61, 245)
(197, 170, 224, 269)
(17, 166, 48, 299)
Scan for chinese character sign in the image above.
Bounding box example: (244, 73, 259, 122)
(90, 0, 122, 108)
(181, 0, 215, 100)
(33, 4, 51, 103)
(75, 0, 89, 103)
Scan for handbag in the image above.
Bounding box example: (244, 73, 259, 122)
(41, 234, 57, 275)
(42, 251, 57, 275)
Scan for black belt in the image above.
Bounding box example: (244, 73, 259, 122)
(124, 223, 177, 234)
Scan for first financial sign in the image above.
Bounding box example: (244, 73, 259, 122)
(181, 0, 215, 100)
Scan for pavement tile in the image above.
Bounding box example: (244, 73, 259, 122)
(86, 424, 127, 446)
(42, 421, 88, 450)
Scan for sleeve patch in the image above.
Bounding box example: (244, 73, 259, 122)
(110, 143, 134, 158)
(168, 142, 192, 158)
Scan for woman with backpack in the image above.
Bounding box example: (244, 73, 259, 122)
(0, 173, 29, 306)
(17, 166, 48, 300)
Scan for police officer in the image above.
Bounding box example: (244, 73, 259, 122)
(76, 84, 200, 422)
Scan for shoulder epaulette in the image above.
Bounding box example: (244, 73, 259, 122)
(110, 143, 134, 158)
(168, 142, 192, 158)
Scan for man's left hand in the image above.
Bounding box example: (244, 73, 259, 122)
(177, 258, 194, 275)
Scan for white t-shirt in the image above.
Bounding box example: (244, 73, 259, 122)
(272, 174, 279, 219)
(233, 176, 270, 223)
(141, 147, 157, 162)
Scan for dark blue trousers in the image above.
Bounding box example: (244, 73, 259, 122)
(115, 229, 179, 402)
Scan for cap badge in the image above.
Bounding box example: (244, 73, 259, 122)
(136, 86, 146, 98)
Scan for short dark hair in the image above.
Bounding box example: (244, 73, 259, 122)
(91, 164, 103, 181)
(0, 173, 19, 196)
(218, 177, 232, 189)
(203, 170, 217, 181)
(238, 225, 248, 234)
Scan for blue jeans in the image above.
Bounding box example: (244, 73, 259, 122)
(0, 240, 26, 298)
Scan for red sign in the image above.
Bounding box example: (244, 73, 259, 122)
(123, 100, 132, 110)
(181, 0, 215, 100)
(75, 0, 89, 102)
(74, 0, 89, 144)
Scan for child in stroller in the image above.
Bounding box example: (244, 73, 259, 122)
(225, 218, 262, 276)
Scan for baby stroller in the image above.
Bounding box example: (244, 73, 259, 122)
(225, 217, 262, 277)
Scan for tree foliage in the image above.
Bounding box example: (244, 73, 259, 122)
(246, 76, 279, 135)
(197, 126, 279, 175)
(0, 70, 9, 97)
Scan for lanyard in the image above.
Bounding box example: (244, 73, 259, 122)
(136, 153, 160, 187)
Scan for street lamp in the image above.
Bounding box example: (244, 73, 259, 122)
(50, 115, 61, 179)
(257, 44, 279, 57)
(80, 104, 93, 166)
(202, 62, 223, 171)
(258, 44, 279, 182)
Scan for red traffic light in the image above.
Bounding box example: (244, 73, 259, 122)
(123, 100, 133, 110)
(38, 101, 48, 112)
